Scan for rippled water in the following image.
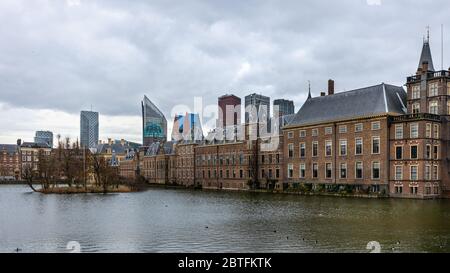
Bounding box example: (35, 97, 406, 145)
(0, 185, 449, 253)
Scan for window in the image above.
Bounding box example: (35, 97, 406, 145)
(433, 145, 439, 159)
(312, 163, 318, 178)
(447, 101, 450, 115)
(300, 130, 306, 137)
(395, 124, 403, 139)
(300, 143, 306, 158)
(299, 163, 306, 178)
(410, 166, 418, 181)
(410, 145, 418, 159)
(434, 184, 440, 194)
(355, 138, 363, 155)
(426, 123, 432, 138)
(372, 162, 380, 179)
(425, 184, 432, 195)
(429, 101, 438, 115)
(410, 123, 419, 138)
(412, 103, 420, 114)
(395, 166, 403, 180)
(312, 129, 318, 137)
(434, 124, 440, 139)
(355, 123, 363, 132)
(326, 163, 332, 179)
(288, 164, 294, 178)
(395, 146, 403, 160)
(426, 144, 432, 159)
(410, 185, 418, 195)
(325, 140, 332, 157)
(312, 141, 318, 157)
(325, 127, 333, 135)
(372, 137, 380, 154)
(433, 165, 439, 180)
(340, 163, 347, 179)
(355, 162, 363, 179)
(425, 165, 431, 180)
(412, 85, 420, 99)
(371, 121, 381, 130)
(288, 144, 294, 158)
(429, 82, 438, 96)
(339, 140, 347, 156)
(288, 131, 294, 139)
(339, 125, 347, 133)
(395, 185, 403, 194)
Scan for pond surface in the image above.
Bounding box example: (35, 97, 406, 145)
(0, 185, 449, 253)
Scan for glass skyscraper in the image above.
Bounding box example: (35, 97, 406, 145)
(34, 131, 53, 148)
(142, 95, 167, 146)
(171, 113, 203, 142)
(80, 110, 99, 149)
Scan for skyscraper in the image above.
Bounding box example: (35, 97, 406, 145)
(142, 95, 167, 146)
(171, 113, 203, 142)
(80, 110, 99, 149)
(34, 131, 53, 148)
(218, 94, 241, 128)
(273, 99, 295, 118)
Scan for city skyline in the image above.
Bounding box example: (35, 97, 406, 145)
(1, 1, 450, 144)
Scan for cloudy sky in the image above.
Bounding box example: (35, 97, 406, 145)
(1, 0, 449, 145)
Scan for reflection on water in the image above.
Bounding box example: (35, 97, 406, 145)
(0, 185, 449, 253)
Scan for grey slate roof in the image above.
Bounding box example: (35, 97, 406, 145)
(0, 144, 18, 155)
(418, 41, 435, 71)
(288, 83, 407, 127)
(96, 143, 133, 154)
(21, 142, 51, 148)
(145, 141, 175, 156)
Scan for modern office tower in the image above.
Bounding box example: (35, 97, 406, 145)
(218, 94, 241, 128)
(142, 95, 167, 146)
(34, 131, 53, 148)
(80, 110, 99, 149)
(171, 113, 203, 142)
(273, 99, 295, 118)
(245, 93, 271, 136)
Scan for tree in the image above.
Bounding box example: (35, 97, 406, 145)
(22, 164, 38, 192)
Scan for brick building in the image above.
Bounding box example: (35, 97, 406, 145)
(0, 144, 21, 181)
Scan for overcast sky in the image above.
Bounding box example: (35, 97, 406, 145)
(1, 0, 449, 144)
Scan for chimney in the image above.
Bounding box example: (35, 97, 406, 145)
(108, 138, 112, 145)
(328, 79, 335, 95)
(320, 92, 326, 97)
(17, 139, 22, 146)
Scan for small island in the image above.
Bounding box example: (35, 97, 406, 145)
(23, 137, 145, 194)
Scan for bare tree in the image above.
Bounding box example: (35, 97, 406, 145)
(22, 164, 38, 192)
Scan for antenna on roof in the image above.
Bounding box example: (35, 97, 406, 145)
(441, 24, 444, 71)
(426, 25, 430, 43)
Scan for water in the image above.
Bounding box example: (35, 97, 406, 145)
(0, 185, 449, 253)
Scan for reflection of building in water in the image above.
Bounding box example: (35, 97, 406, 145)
(171, 113, 204, 142)
(141, 95, 167, 146)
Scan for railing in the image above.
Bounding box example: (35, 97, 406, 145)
(390, 113, 441, 122)
(407, 70, 450, 83)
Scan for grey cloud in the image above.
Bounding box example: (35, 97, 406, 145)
(1, 0, 450, 121)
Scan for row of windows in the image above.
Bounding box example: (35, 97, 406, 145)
(411, 82, 450, 99)
(395, 144, 439, 160)
(394, 165, 439, 181)
(287, 121, 381, 139)
(394, 183, 439, 195)
(197, 168, 281, 179)
(287, 137, 381, 158)
(287, 162, 381, 180)
(394, 123, 440, 139)
(410, 101, 450, 115)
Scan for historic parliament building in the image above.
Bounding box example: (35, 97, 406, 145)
(120, 36, 450, 199)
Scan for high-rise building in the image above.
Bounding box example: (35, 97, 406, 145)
(80, 110, 99, 149)
(245, 93, 271, 135)
(34, 131, 53, 148)
(218, 94, 241, 128)
(273, 99, 295, 118)
(171, 113, 203, 142)
(142, 95, 167, 146)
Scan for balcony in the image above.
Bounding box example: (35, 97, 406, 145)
(407, 70, 450, 83)
(390, 113, 441, 123)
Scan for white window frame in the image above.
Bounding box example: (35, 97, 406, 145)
(410, 123, 419, 139)
(371, 136, 380, 155)
(371, 121, 381, 130)
(395, 124, 403, 139)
